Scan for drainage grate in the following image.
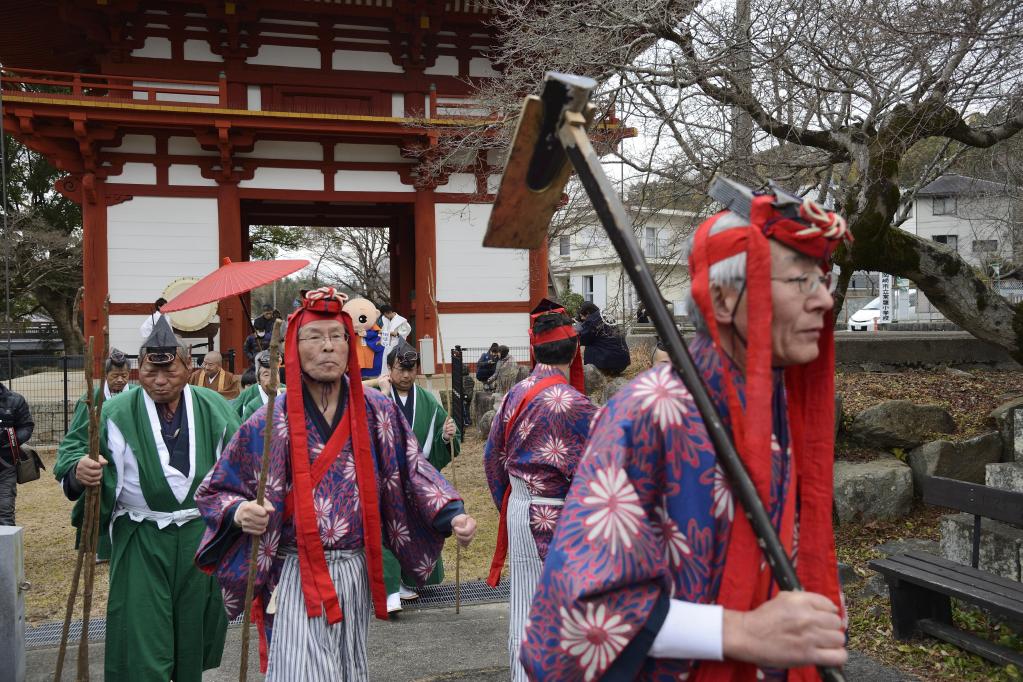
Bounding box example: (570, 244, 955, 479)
(25, 581, 508, 648)
(401, 579, 509, 610)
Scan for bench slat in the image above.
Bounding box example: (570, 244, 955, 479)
(870, 557, 1023, 620)
(924, 476, 1023, 526)
(918, 619, 1023, 668)
(903, 552, 1023, 602)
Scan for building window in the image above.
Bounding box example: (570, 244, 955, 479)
(932, 196, 957, 215)
(644, 226, 659, 257)
(932, 235, 959, 251)
(559, 235, 571, 257)
(582, 275, 594, 302)
(973, 239, 998, 253)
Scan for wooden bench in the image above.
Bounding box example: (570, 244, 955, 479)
(869, 475, 1023, 667)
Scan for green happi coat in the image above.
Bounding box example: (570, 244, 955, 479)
(54, 384, 240, 682)
(234, 383, 286, 422)
(382, 384, 461, 595)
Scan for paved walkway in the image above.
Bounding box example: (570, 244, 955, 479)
(27, 602, 915, 681)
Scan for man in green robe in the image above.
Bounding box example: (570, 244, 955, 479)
(54, 316, 241, 681)
(234, 350, 286, 422)
(376, 341, 459, 613)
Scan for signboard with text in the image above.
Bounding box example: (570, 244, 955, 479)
(879, 274, 893, 324)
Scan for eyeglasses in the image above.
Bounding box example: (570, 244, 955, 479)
(771, 272, 836, 296)
(297, 332, 349, 345)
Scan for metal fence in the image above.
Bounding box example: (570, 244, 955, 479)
(454, 346, 531, 376)
(2, 352, 226, 443)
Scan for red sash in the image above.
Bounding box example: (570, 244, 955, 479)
(486, 374, 567, 587)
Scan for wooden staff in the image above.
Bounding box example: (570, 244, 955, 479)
(239, 319, 283, 682)
(55, 297, 109, 682)
(426, 260, 461, 614)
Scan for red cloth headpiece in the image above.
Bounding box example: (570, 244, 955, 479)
(691, 195, 851, 682)
(283, 286, 389, 622)
(528, 307, 585, 393)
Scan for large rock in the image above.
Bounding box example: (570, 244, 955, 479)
(850, 400, 956, 449)
(940, 512, 1023, 581)
(477, 409, 497, 440)
(583, 364, 607, 402)
(986, 462, 1023, 493)
(907, 432, 1002, 492)
(493, 361, 521, 393)
(602, 376, 630, 404)
(515, 365, 531, 383)
(833, 459, 913, 524)
(472, 390, 496, 423)
(990, 396, 1023, 460)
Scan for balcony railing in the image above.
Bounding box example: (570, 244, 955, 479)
(0, 66, 492, 121)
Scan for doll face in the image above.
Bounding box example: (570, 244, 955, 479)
(341, 298, 381, 335)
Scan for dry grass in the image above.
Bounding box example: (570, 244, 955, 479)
(19, 448, 109, 624)
(438, 431, 501, 583)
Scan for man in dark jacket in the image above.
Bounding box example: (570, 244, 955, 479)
(576, 302, 631, 375)
(0, 383, 34, 525)
(243, 328, 273, 363)
(475, 343, 500, 382)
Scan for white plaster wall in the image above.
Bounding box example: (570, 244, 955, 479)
(439, 313, 530, 352)
(248, 45, 320, 69)
(334, 170, 411, 192)
(239, 168, 324, 191)
(109, 162, 157, 185)
(168, 164, 217, 187)
(183, 39, 223, 62)
(107, 197, 222, 354)
(104, 134, 156, 154)
(424, 56, 459, 76)
(435, 203, 529, 301)
(487, 174, 502, 195)
(247, 85, 263, 111)
(335, 143, 407, 163)
(391, 93, 405, 118)
(332, 50, 403, 73)
(469, 57, 500, 78)
(236, 140, 322, 161)
(169, 136, 218, 156)
(133, 82, 219, 104)
(131, 36, 171, 59)
(437, 173, 476, 194)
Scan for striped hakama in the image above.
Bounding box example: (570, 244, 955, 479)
(266, 549, 371, 682)
(508, 475, 563, 682)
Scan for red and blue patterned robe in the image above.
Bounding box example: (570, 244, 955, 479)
(484, 364, 597, 559)
(194, 381, 462, 643)
(520, 334, 795, 680)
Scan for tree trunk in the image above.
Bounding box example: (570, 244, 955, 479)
(35, 287, 84, 355)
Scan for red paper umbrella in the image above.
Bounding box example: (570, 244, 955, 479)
(162, 257, 310, 312)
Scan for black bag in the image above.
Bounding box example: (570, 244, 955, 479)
(16, 445, 45, 484)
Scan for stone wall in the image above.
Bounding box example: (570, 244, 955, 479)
(834, 331, 1018, 370)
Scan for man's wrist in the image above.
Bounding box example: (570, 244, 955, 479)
(721, 608, 749, 662)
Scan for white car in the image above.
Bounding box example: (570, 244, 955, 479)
(847, 290, 917, 331)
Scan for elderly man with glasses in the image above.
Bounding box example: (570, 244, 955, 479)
(521, 193, 850, 681)
(194, 288, 477, 680)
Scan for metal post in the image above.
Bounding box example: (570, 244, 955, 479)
(0, 526, 27, 682)
(450, 346, 465, 442)
(62, 355, 70, 434)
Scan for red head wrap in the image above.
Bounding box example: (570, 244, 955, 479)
(528, 307, 585, 392)
(283, 286, 389, 622)
(691, 194, 851, 682)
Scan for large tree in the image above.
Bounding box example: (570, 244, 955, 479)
(2, 135, 84, 353)
(469, 0, 1023, 358)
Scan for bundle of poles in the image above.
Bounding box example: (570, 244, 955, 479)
(54, 296, 109, 682)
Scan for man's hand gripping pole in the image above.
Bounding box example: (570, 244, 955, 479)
(484, 72, 845, 682)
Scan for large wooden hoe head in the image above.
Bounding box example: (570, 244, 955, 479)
(483, 72, 597, 250)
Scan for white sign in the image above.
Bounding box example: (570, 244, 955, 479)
(879, 274, 893, 324)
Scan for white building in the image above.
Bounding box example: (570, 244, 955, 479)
(906, 174, 1019, 271)
(550, 208, 699, 324)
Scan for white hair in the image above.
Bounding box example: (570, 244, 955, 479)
(683, 212, 751, 331)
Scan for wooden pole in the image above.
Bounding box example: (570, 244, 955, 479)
(426, 260, 460, 614)
(54, 298, 109, 682)
(239, 319, 283, 682)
